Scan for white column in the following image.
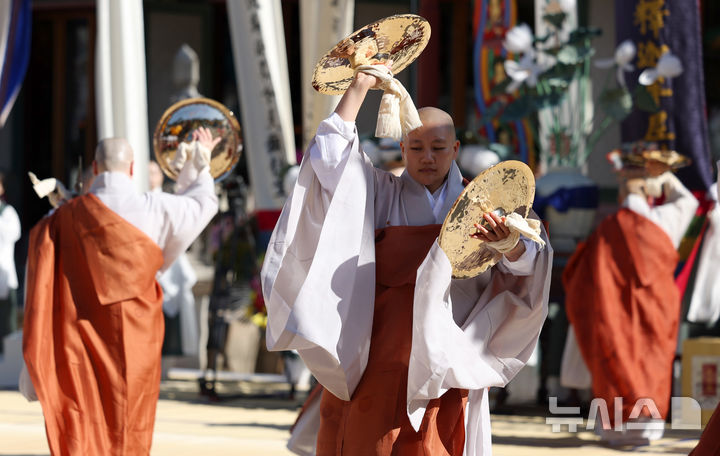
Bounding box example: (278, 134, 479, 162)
(95, 0, 150, 192)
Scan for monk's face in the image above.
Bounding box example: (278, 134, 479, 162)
(401, 110, 459, 194)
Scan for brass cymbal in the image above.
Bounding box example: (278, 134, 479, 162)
(153, 97, 242, 181)
(312, 14, 431, 95)
(439, 160, 536, 279)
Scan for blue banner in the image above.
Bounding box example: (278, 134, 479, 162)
(0, 0, 31, 127)
(614, 0, 712, 191)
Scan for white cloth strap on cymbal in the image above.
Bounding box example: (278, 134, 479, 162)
(485, 212, 545, 254)
(355, 64, 422, 140)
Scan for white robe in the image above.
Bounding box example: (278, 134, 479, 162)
(0, 202, 20, 299)
(687, 161, 720, 324)
(262, 113, 552, 455)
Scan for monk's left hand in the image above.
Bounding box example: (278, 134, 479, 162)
(471, 212, 509, 242)
(470, 212, 526, 261)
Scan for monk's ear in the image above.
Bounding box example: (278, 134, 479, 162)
(452, 140, 460, 160)
(129, 161, 134, 177)
(92, 161, 99, 176)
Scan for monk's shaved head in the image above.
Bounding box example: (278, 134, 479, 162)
(416, 107, 455, 138)
(400, 106, 460, 193)
(94, 138, 134, 175)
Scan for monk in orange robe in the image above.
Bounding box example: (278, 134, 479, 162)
(265, 68, 551, 455)
(564, 163, 697, 443)
(23, 132, 218, 455)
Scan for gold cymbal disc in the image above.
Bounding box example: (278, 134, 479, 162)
(312, 14, 431, 95)
(439, 160, 536, 279)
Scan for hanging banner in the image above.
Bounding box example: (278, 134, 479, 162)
(227, 0, 296, 211)
(95, 0, 151, 192)
(472, 0, 533, 165)
(299, 0, 354, 151)
(0, 0, 31, 128)
(615, 0, 712, 190)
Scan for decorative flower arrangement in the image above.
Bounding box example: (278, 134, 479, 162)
(246, 272, 267, 329)
(482, 1, 683, 169)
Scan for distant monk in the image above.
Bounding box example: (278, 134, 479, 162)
(564, 157, 697, 445)
(22, 130, 218, 455)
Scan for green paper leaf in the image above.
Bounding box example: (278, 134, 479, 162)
(633, 84, 661, 113)
(490, 78, 513, 96)
(598, 87, 633, 121)
(500, 95, 533, 122)
(543, 12, 567, 29)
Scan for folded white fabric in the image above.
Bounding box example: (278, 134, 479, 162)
(28, 172, 73, 208)
(355, 64, 422, 140)
(485, 212, 545, 254)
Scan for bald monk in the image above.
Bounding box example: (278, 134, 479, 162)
(22, 129, 218, 455)
(263, 71, 552, 455)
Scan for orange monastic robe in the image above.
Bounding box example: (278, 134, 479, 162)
(23, 194, 165, 455)
(317, 225, 467, 455)
(564, 208, 680, 424)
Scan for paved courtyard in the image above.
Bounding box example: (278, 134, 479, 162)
(0, 382, 702, 455)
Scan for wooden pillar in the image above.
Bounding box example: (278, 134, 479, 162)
(451, 0, 470, 128)
(51, 19, 66, 180)
(417, 0, 441, 109)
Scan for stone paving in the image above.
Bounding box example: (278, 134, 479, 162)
(0, 382, 702, 455)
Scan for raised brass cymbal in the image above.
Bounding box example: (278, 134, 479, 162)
(312, 14, 431, 95)
(153, 97, 242, 181)
(439, 160, 536, 279)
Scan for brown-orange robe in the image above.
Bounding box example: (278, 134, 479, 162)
(564, 208, 679, 424)
(689, 402, 720, 455)
(316, 225, 467, 455)
(23, 194, 165, 455)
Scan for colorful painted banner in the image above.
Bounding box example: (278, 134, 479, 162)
(615, 0, 713, 190)
(0, 0, 31, 127)
(472, 0, 534, 166)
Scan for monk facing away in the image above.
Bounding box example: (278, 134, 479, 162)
(262, 70, 552, 455)
(22, 130, 218, 455)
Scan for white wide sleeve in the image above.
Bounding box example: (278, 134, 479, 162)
(0, 204, 20, 244)
(261, 117, 377, 401)
(158, 169, 218, 271)
(688, 182, 720, 324)
(407, 226, 552, 454)
(623, 172, 698, 248)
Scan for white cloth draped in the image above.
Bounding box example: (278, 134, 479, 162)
(227, 0, 296, 209)
(299, 0, 354, 151)
(263, 113, 552, 455)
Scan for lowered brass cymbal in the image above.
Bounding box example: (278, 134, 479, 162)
(439, 160, 536, 279)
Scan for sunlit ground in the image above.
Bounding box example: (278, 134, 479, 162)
(0, 383, 701, 456)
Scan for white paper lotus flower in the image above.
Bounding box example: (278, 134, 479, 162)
(504, 53, 542, 92)
(503, 24, 534, 55)
(639, 51, 683, 85)
(594, 39, 636, 86)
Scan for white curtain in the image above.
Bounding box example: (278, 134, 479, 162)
(227, 0, 296, 210)
(95, 0, 150, 192)
(299, 0, 355, 151)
